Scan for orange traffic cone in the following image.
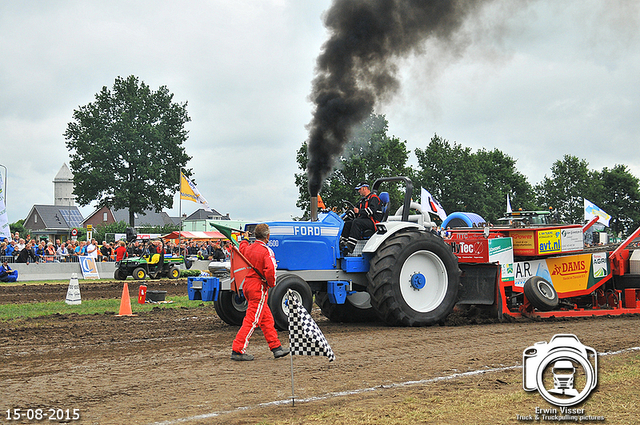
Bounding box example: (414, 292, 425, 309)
(116, 282, 136, 317)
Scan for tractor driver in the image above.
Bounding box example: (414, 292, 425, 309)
(340, 182, 383, 254)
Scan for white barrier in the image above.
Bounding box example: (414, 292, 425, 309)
(9, 260, 211, 281)
(9, 262, 117, 281)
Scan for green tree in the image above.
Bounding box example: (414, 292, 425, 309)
(9, 219, 26, 237)
(414, 135, 535, 224)
(93, 221, 130, 244)
(295, 114, 410, 218)
(591, 165, 640, 235)
(414, 135, 484, 222)
(534, 155, 594, 224)
(64, 75, 192, 226)
(475, 148, 535, 222)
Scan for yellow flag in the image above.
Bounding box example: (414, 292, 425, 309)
(180, 172, 212, 211)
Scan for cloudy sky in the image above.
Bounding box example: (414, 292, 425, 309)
(1, 0, 638, 225)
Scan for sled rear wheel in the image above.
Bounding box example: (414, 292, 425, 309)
(524, 276, 558, 311)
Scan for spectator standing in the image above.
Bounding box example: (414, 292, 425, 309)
(212, 241, 225, 261)
(16, 242, 37, 264)
(57, 243, 69, 262)
(86, 239, 98, 260)
(5, 240, 16, 257)
(100, 242, 113, 261)
(34, 241, 46, 262)
(44, 242, 56, 262)
(114, 241, 128, 262)
(75, 241, 86, 256)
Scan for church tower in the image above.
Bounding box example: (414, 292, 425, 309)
(53, 163, 75, 206)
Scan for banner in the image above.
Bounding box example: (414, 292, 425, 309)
(79, 256, 100, 279)
(506, 194, 512, 214)
(584, 199, 611, 227)
(421, 188, 447, 222)
(0, 172, 9, 240)
(180, 172, 212, 212)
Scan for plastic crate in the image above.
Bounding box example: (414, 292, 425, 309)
(188, 278, 202, 300)
(188, 277, 220, 302)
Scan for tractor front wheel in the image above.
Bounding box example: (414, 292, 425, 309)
(214, 290, 248, 326)
(268, 274, 313, 331)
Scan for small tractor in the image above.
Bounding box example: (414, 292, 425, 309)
(114, 229, 187, 280)
(212, 176, 640, 329)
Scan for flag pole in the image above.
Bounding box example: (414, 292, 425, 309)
(179, 169, 183, 256)
(287, 290, 295, 407)
(290, 350, 295, 407)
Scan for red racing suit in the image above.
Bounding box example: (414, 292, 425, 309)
(232, 239, 282, 354)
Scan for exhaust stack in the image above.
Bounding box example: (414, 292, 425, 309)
(310, 196, 318, 222)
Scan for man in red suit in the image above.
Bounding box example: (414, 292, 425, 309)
(231, 223, 289, 361)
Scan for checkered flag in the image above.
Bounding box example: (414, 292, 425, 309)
(287, 290, 335, 361)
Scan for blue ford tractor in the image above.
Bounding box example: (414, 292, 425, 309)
(213, 177, 461, 329)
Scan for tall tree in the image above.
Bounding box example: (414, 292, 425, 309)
(295, 114, 410, 218)
(534, 155, 594, 224)
(64, 76, 192, 226)
(591, 165, 640, 235)
(475, 148, 535, 222)
(414, 135, 535, 224)
(414, 135, 484, 221)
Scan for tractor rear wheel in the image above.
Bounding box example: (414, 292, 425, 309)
(368, 230, 460, 326)
(315, 291, 380, 323)
(214, 290, 247, 326)
(268, 274, 313, 331)
(523, 276, 558, 311)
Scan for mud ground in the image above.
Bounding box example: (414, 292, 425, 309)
(1, 280, 639, 424)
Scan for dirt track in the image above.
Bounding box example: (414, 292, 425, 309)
(1, 281, 640, 424)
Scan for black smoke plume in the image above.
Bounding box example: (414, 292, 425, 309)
(306, 0, 487, 196)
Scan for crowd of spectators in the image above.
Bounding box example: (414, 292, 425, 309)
(0, 231, 232, 264)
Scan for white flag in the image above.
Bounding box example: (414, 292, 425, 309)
(0, 172, 10, 240)
(584, 199, 611, 227)
(287, 290, 335, 361)
(506, 194, 512, 214)
(421, 188, 447, 222)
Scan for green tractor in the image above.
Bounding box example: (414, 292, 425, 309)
(114, 228, 190, 280)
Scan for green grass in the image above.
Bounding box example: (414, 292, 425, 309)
(0, 296, 208, 321)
